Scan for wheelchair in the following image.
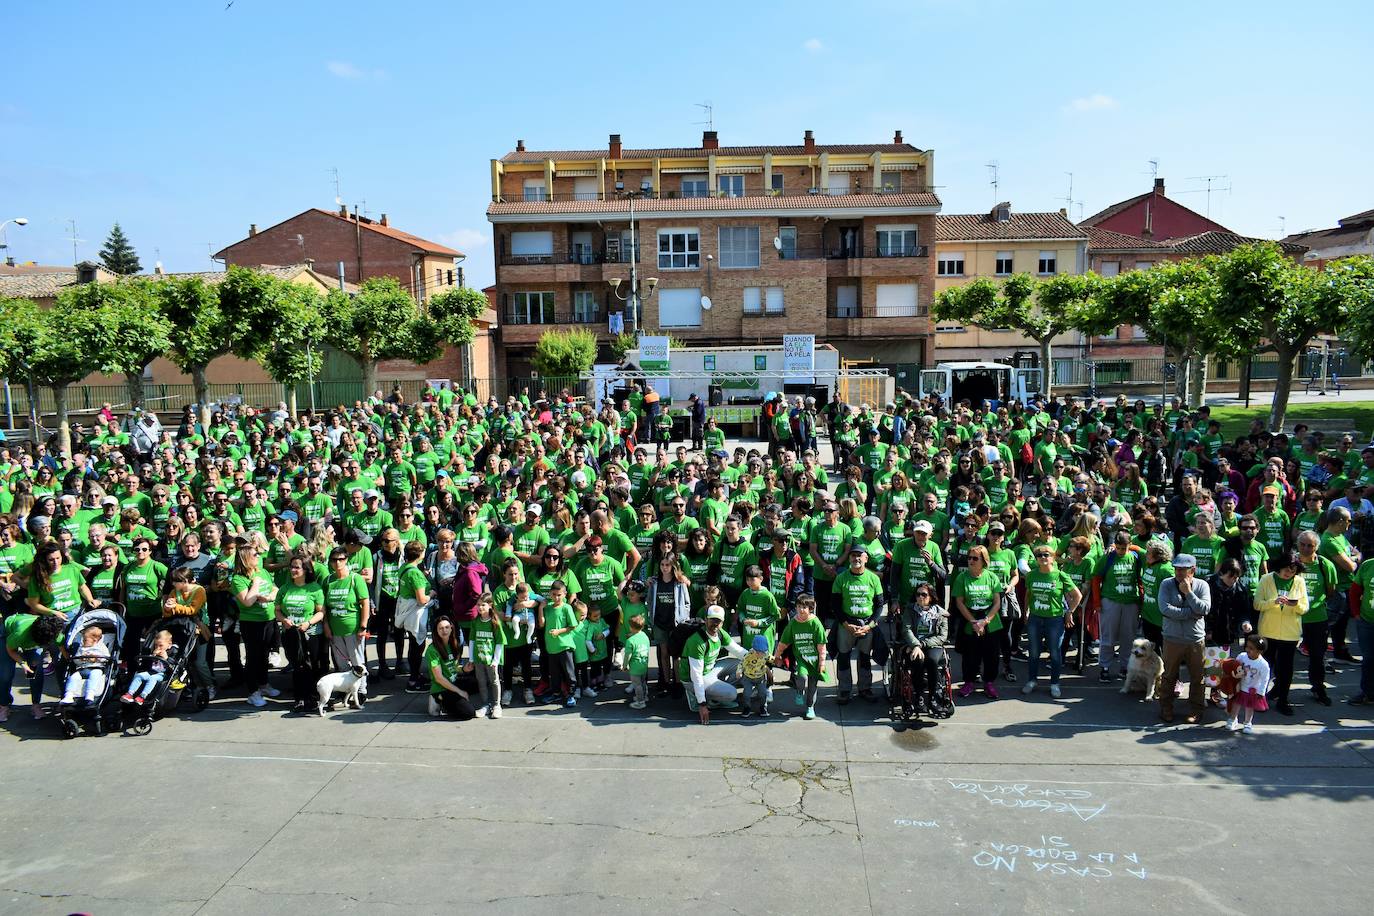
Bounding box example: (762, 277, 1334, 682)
(886, 624, 954, 722)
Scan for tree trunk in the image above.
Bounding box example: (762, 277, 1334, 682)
(1268, 346, 1297, 432)
(1188, 352, 1208, 408)
(1176, 346, 1191, 406)
(286, 384, 299, 417)
(1038, 338, 1054, 398)
(362, 359, 378, 399)
(53, 384, 72, 458)
(192, 364, 211, 430)
(126, 369, 146, 410)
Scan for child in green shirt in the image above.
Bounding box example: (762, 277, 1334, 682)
(468, 594, 506, 718)
(622, 612, 651, 709)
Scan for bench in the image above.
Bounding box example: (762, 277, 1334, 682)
(1289, 419, 1361, 440)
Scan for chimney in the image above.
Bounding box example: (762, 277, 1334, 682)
(608, 133, 622, 158)
(803, 129, 815, 152)
(380, 213, 389, 227)
(516, 139, 525, 152)
(304, 257, 315, 271)
(249, 223, 257, 237)
(893, 130, 903, 144)
(154, 262, 164, 276)
(4, 256, 13, 267)
(1059, 208, 1067, 217)
(339, 204, 349, 217)
(702, 130, 718, 150)
(1153, 177, 1165, 195)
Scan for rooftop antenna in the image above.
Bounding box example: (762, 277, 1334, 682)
(693, 101, 714, 131)
(1062, 172, 1075, 214)
(65, 219, 84, 264)
(1075, 201, 1085, 221)
(1180, 175, 1231, 218)
(985, 161, 999, 203)
(1278, 215, 1286, 236)
(1148, 158, 1159, 180)
(328, 166, 342, 206)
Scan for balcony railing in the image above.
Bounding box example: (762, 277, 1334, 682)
(826, 247, 863, 259)
(493, 185, 935, 204)
(827, 303, 929, 319)
(875, 245, 929, 258)
(499, 250, 628, 266)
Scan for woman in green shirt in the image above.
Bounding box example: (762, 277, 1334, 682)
(395, 540, 432, 693)
(275, 555, 326, 711)
(83, 545, 124, 610)
(1023, 546, 1082, 695)
(1138, 542, 1173, 651)
(26, 542, 93, 624)
(231, 543, 279, 708)
(424, 615, 475, 720)
(323, 547, 372, 682)
(952, 547, 1002, 699)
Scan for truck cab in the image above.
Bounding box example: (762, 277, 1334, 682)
(917, 362, 1042, 407)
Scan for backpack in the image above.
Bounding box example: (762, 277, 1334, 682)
(668, 618, 706, 658)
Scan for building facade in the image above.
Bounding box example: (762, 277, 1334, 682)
(485, 131, 939, 377)
(1282, 208, 1374, 269)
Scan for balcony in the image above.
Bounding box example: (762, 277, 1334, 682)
(826, 301, 930, 339)
(875, 244, 929, 258)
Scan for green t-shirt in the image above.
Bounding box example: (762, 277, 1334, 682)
(424, 643, 461, 695)
(574, 556, 625, 614)
(1319, 532, 1357, 589)
(809, 523, 851, 581)
(713, 537, 758, 590)
(277, 581, 325, 636)
(1299, 554, 1336, 625)
(677, 627, 735, 682)
(230, 569, 276, 623)
(543, 601, 579, 653)
(623, 630, 651, 676)
(1181, 535, 1224, 580)
(1139, 561, 1170, 627)
(833, 567, 884, 620)
(1096, 550, 1142, 605)
(3, 613, 48, 651)
(0, 542, 36, 578)
(1353, 559, 1374, 625)
(27, 564, 85, 617)
(737, 586, 781, 650)
(1025, 567, 1075, 618)
(779, 615, 827, 676)
(470, 615, 506, 665)
(123, 559, 168, 618)
(323, 572, 369, 635)
(953, 569, 1003, 634)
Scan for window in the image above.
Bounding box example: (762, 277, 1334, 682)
(1132, 325, 1148, 339)
(743, 287, 784, 315)
(522, 179, 547, 202)
(1038, 251, 1057, 274)
(935, 324, 966, 333)
(573, 291, 598, 323)
(657, 287, 702, 328)
(771, 172, 784, 193)
(446, 270, 454, 286)
(879, 171, 902, 192)
(681, 174, 708, 198)
(875, 283, 919, 317)
(778, 226, 797, 260)
(1099, 326, 1121, 341)
(937, 252, 965, 276)
(1099, 260, 1120, 277)
(718, 174, 744, 197)
(995, 251, 1014, 275)
(718, 227, 760, 268)
(507, 291, 554, 324)
(510, 231, 554, 261)
(1135, 261, 1154, 271)
(877, 225, 919, 257)
(834, 285, 859, 318)
(827, 171, 852, 195)
(435, 268, 443, 289)
(573, 177, 599, 201)
(658, 229, 700, 269)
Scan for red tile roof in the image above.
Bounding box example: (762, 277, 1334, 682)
(487, 192, 941, 217)
(1084, 226, 1174, 251)
(500, 142, 923, 163)
(1165, 230, 1306, 256)
(216, 208, 461, 258)
(936, 210, 1086, 241)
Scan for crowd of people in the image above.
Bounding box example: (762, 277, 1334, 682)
(1, 381, 1372, 731)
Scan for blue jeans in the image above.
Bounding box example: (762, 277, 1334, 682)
(126, 671, 165, 699)
(0, 628, 45, 708)
(1357, 618, 1374, 699)
(1027, 615, 1066, 684)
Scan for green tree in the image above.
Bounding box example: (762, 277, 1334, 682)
(257, 282, 326, 415)
(1213, 243, 1350, 432)
(531, 328, 598, 378)
(0, 296, 99, 455)
(98, 222, 142, 275)
(933, 273, 1098, 396)
(324, 277, 441, 395)
(427, 285, 489, 383)
(1330, 256, 1374, 373)
(608, 331, 637, 363)
(59, 279, 171, 409)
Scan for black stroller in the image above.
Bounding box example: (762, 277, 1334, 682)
(56, 608, 127, 738)
(122, 615, 207, 736)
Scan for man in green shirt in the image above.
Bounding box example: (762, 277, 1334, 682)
(831, 545, 884, 703)
(1320, 507, 1361, 663)
(680, 604, 748, 723)
(809, 501, 851, 625)
(1350, 556, 1374, 704)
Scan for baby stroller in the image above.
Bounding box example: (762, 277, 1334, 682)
(886, 615, 954, 723)
(56, 608, 127, 738)
(123, 615, 205, 736)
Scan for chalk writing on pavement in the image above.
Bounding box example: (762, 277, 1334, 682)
(946, 780, 1107, 822)
(971, 835, 1147, 880)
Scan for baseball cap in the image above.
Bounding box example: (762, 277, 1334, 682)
(364, 489, 381, 500)
(100, 496, 119, 507)
(988, 522, 1006, 534)
(849, 544, 868, 556)
(279, 510, 299, 524)
(913, 520, 934, 535)
(526, 503, 542, 517)
(705, 605, 726, 621)
(752, 635, 769, 653)
(1172, 554, 1197, 568)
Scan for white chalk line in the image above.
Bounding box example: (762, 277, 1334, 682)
(865, 772, 1374, 791)
(194, 753, 718, 774)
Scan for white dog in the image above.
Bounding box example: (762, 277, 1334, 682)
(1120, 638, 1163, 700)
(316, 665, 368, 716)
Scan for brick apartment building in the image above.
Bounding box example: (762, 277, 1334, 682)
(485, 130, 940, 377)
(216, 207, 495, 384)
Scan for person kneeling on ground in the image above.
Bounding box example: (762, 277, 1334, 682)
(426, 615, 476, 720)
(682, 604, 748, 724)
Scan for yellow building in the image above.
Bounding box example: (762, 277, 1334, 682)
(932, 203, 1088, 369)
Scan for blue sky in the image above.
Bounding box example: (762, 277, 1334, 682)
(3, 0, 1371, 290)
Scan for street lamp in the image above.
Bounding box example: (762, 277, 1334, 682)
(606, 190, 657, 336)
(0, 216, 29, 259)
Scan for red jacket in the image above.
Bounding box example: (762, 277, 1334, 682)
(451, 561, 488, 622)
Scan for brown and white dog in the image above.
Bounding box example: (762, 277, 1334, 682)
(1120, 638, 1164, 700)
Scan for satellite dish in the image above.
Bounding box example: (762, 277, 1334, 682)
(772, 237, 783, 251)
(700, 296, 713, 310)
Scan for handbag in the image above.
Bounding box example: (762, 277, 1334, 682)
(871, 622, 891, 667)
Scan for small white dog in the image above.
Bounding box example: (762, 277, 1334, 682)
(1120, 638, 1163, 700)
(316, 665, 368, 716)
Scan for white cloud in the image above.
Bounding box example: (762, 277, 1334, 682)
(1064, 93, 1119, 113)
(327, 60, 386, 81)
(439, 228, 491, 252)
(802, 38, 824, 52)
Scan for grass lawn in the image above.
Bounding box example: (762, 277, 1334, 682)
(1210, 401, 1374, 441)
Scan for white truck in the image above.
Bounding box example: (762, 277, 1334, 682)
(915, 362, 1042, 406)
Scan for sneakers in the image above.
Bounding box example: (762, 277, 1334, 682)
(1227, 718, 1241, 731)
(958, 683, 974, 699)
(837, 690, 851, 706)
(269, 651, 287, 669)
(1001, 667, 1017, 683)
(564, 695, 577, 708)
(246, 691, 267, 708)
(624, 684, 636, 696)
(1313, 691, 1332, 707)
(0, 706, 8, 723)
(582, 687, 598, 699)
(759, 708, 771, 718)
(1242, 723, 1255, 734)
(261, 685, 281, 699)
(794, 689, 805, 706)
(741, 709, 753, 719)
(375, 666, 396, 681)
(134, 696, 146, 706)
(1098, 670, 1112, 683)
(405, 679, 427, 693)
(428, 696, 441, 717)
(803, 706, 816, 720)
(207, 685, 218, 701)
(523, 689, 536, 704)
(120, 693, 134, 704)
(1049, 684, 1062, 699)
(984, 684, 1000, 700)
(501, 690, 513, 707)
(629, 700, 647, 710)
(490, 704, 502, 719)
(1022, 681, 1036, 695)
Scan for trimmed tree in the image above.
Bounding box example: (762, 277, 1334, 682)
(59, 279, 171, 409)
(0, 296, 97, 455)
(531, 328, 598, 379)
(257, 282, 327, 415)
(98, 222, 142, 275)
(324, 277, 441, 396)
(427, 285, 489, 383)
(1331, 256, 1374, 375)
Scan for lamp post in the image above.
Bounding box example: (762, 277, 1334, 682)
(606, 191, 658, 337)
(0, 216, 28, 263)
